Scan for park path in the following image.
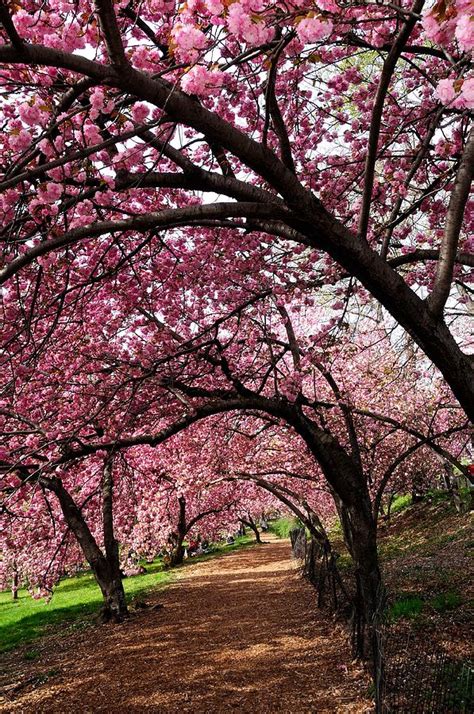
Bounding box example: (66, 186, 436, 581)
(1, 537, 372, 713)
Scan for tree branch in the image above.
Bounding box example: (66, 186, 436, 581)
(94, 0, 128, 69)
(0, 2, 24, 50)
(388, 249, 474, 269)
(0, 202, 287, 285)
(357, 0, 424, 241)
(427, 127, 474, 319)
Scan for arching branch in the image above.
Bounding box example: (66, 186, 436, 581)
(0, 202, 287, 285)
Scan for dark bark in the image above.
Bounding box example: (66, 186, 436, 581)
(347, 503, 384, 661)
(170, 496, 187, 566)
(100, 459, 128, 621)
(169, 539, 186, 566)
(290, 414, 384, 661)
(46, 467, 128, 622)
(240, 516, 261, 543)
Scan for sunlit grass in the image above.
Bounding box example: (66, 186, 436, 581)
(0, 559, 171, 653)
(269, 516, 301, 538)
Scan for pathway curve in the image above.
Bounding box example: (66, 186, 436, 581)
(1, 537, 372, 712)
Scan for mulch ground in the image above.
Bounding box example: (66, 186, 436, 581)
(0, 537, 372, 712)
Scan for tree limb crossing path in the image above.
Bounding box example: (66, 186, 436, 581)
(1, 538, 372, 712)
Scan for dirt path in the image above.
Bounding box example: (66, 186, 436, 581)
(1, 538, 372, 712)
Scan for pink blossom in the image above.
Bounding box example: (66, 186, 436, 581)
(205, 0, 224, 15)
(181, 66, 225, 97)
(39, 182, 62, 204)
(296, 17, 333, 44)
(132, 103, 150, 123)
(10, 129, 32, 152)
(435, 78, 456, 104)
(317, 0, 338, 11)
(171, 23, 208, 63)
(455, 14, 473, 52)
(19, 103, 42, 126)
(38, 139, 55, 158)
(460, 76, 474, 108)
(227, 4, 273, 45)
(80, 122, 102, 146)
(422, 11, 443, 43)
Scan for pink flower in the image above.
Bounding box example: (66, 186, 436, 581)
(455, 14, 473, 53)
(317, 0, 338, 11)
(296, 17, 333, 44)
(19, 103, 42, 126)
(132, 103, 150, 123)
(205, 0, 224, 14)
(10, 129, 32, 152)
(422, 11, 442, 43)
(81, 122, 102, 146)
(460, 77, 474, 109)
(227, 4, 273, 45)
(435, 78, 456, 104)
(171, 23, 208, 63)
(181, 66, 225, 97)
(39, 182, 62, 204)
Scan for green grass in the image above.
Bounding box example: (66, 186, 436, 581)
(268, 516, 301, 539)
(387, 590, 463, 622)
(0, 535, 254, 654)
(390, 493, 412, 514)
(388, 595, 424, 621)
(430, 591, 462, 613)
(0, 559, 172, 654)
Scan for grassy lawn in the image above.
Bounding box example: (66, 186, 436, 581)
(0, 535, 255, 654)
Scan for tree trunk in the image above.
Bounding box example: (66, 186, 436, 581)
(93, 555, 129, 623)
(241, 516, 261, 543)
(45, 467, 128, 623)
(100, 459, 128, 622)
(170, 540, 186, 566)
(346, 499, 384, 705)
(11, 564, 18, 600)
(170, 495, 187, 566)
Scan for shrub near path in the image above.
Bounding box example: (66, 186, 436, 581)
(0, 537, 372, 713)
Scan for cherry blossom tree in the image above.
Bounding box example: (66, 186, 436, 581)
(0, 0, 472, 664)
(2, 279, 469, 648)
(0, 0, 472, 417)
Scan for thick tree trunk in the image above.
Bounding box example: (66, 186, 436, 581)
(170, 495, 187, 566)
(240, 516, 261, 543)
(342, 498, 385, 714)
(292, 418, 384, 661)
(170, 542, 185, 565)
(100, 459, 128, 622)
(93, 556, 128, 623)
(46, 466, 128, 623)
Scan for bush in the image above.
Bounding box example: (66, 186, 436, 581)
(390, 493, 412, 514)
(269, 516, 301, 538)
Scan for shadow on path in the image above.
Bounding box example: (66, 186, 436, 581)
(0, 537, 372, 712)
